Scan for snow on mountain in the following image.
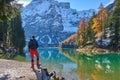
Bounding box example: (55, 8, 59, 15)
(21, 0, 95, 47)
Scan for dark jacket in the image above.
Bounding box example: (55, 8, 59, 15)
(28, 39, 39, 50)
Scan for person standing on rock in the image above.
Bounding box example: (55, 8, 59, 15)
(28, 35, 40, 69)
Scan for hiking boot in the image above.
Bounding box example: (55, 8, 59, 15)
(49, 71, 56, 77)
(49, 72, 53, 77)
(37, 64, 42, 69)
(60, 77, 65, 80)
(53, 71, 56, 76)
(31, 66, 35, 71)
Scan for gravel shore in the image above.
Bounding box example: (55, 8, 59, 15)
(0, 59, 79, 80)
(0, 59, 38, 80)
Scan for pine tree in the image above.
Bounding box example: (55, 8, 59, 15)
(87, 14, 96, 45)
(92, 17, 101, 37)
(0, 0, 26, 54)
(97, 3, 108, 44)
(109, 0, 120, 51)
(77, 19, 88, 46)
(11, 14, 26, 53)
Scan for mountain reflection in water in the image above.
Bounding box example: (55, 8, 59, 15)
(61, 48, 120, 80)
(26, 48, 120, 80)
(26, 48, 79, 80)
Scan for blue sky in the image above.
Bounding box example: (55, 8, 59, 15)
(57, 0, 114, 10)
(18, 0, 114, 11)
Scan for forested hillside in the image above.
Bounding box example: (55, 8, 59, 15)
(0, 0, 25, 55)
(60, 0, 120, 52)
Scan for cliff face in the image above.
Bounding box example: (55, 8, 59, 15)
(21, 0, 95, 47)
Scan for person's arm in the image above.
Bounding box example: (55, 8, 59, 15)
(28, 42, 30, 52)
(35, 40, 39, 48)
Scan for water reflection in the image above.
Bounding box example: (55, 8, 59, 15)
(61, 48, 120, 80)
(26, 48, 79, 80)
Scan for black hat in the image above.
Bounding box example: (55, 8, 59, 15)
(32, 35, 35, 39)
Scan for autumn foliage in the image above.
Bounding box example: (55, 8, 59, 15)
(77, 19, 88, 46)
(92, 3, 108, 39)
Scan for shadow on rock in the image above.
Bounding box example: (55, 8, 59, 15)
(0, 74, 10, 80)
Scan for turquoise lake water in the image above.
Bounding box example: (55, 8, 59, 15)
(25, 48, 120, 80)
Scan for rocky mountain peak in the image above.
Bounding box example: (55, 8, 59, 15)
(21, 0, 95, 47)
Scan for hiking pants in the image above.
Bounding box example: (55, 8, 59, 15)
(29, 49, 39, 67)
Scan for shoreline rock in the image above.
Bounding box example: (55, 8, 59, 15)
(76, 46, 119, 54)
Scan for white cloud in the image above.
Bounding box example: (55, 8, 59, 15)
(17, 0, 32, 7)
(105, 0, 114, 7)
